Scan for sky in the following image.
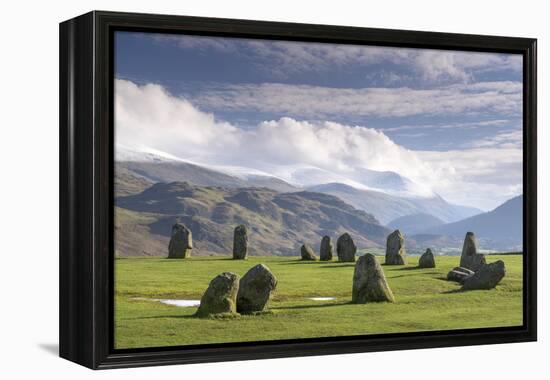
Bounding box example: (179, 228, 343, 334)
(114, 31, 523, 211)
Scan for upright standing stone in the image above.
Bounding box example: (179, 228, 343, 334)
(168, 223, 192, 258)
(233, 224, 248, 259)
(336, 233, 356, 262)
(459, 232, 486, 271)
(461, 260, 506, 290)
(320, 236, 333, 261)
(300, 244, 318, 261)
(352, 253, 395, 303)
(237, 264, 278, 314)
(385, 229, 407, 265)
(418, 248, 436, 268)
(196, 272, 239, 317)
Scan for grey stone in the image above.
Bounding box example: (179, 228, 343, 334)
(385, 229, 407, 265)
(301, 244, 317, 261)
(233, 224, 248, 259)
(320, 236, 333, 261)
(196, 272, 239, 317)
(459, 232, 486, 271)
(168, 223, 192, 258)
(446, 267, 475, 283)
(462, 260, 506, 290)
(352, 253, 395, 303)
(336, 233, 356, 262)
(418, 248, 436, 268)
(237, 264, 278, 314)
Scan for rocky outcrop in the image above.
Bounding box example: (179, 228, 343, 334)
(233, 224, 248, 259)
(459, 232, 486, 271)
(301, 244, 318, 261)
(320, 236, 333, 261)
(352, 253, 394, 303)
(196, 272, 240, 317)
(446, 267, 475, 283)
(237, 264, 278, 313)
(167, 223, 193, 258)
(462, 261, 506, 290)
(385, 229, 407, 265)
(418, 248, 436, 268)
(336, 233, 356, 262)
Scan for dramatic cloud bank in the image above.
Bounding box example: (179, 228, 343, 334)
(115, 79, 522, 210)
(190, 81, 522, 119)
(157, 34, 522, 83)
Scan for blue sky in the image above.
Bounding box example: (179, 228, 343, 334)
(114, 31, 523, 210)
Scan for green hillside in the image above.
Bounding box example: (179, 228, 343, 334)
(115, 182, 390, 256)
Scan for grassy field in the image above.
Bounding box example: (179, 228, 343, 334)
(115, 254, 523, 349)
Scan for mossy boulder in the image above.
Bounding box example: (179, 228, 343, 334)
(418, 248, 436, 268)
(385, 229, 406, 265)
(352, 253, 394, 303)
(167, 223, 192, 258)
(459, 232, 486, 271)
(300, 244, 317, 261)
(320, 236, 333, 261)
(447, 266, 475, 283)
(237, 264, 278, 314)
(336, 233, 356, 262)
(196, 272, 239, 317)
(233, 224, 248, 259)
(462, 260, 506, 290)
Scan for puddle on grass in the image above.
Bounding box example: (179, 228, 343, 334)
(132, 298, 200, 307)
(308, 297, 336, 301)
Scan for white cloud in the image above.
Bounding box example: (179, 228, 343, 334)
(116, 79, 522, 210)
(191, 81, 522, 118)
(115, 79, 241, 159)
(153, 34, 522, 83)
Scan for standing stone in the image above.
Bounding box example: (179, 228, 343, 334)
(447, 267, 475, 283)
(352, 253, 395, 303)
(233, 224, 248, 260)
(320, 236, 333, 261)
(385, 230, 407, 265)
(237, 264, 278, 314)
(196, 272, 239, 317)
(462, 260, 506, 290)
(459, 232, 486, 271)
(418, 248, 436, 268)
(301, 244, 318, 261)
(168, 223, 192, 258)
(336, 233, 356, 262)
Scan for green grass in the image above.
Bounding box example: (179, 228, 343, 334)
(115, 254, 523, 349)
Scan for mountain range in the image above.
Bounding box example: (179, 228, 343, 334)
(115, 181, 390, 256)
(114, 146, 522, 255)
(116, 146, 481, 224)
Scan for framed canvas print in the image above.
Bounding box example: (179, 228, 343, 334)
(59, 11, 537, 369)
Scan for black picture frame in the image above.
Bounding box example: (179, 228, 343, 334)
(59, 10, 537, 370)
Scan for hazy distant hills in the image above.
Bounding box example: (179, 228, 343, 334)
(115, 181, 391, 257)
(414, 195, 522, 247)
(388, 213, 445, 235)
(114, 146, 521, 254)
(307, 183, 481, 224)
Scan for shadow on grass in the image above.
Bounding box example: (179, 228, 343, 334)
(279, 260, 321, 265)
(125, 314, 198, 320)
(442, 288, 465, 294)
(388, 271, 440, 279)
(272, 302, 350, 311)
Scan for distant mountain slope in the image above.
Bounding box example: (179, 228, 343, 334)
(307, 182, 481, 224)
(388, 213, 445, 235)
(115, 166, 154, 196)
(419, 195, 523, 244)
(115, 182, 390, 257)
